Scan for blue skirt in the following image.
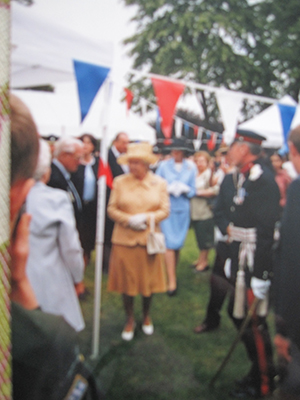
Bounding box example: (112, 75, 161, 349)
(160, 210, 190, 250)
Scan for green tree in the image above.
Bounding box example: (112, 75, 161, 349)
(123, 0, 299, 125)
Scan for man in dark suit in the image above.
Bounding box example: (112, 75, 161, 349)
(274, 125, 300, 399)
(103, 132, 129, 272)
(47, 137, 87, 298)
(48, 137, 84, 227)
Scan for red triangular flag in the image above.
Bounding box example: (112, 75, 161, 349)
(207, 132, 217, 152)
(124, 88, 134, 114)
(193, 125, 199, 138)
(98, 158, 113, 189)
(151, 77, 185, 139)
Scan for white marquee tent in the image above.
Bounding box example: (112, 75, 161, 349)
(238, 95, 298, 149)
(12, 88, 156, 144)
(11, 3, 156, 144)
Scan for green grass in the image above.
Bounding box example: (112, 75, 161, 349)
(78, 229, 277, 399)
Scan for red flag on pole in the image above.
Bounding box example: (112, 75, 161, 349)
(98, 158, 113, 189)
(151, 77, 185, 139)
(124, 88, 134, 114)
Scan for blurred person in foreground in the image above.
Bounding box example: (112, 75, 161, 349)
(107, 142, 169, 341)
(155, 137, 196, 296)
(26, 139, 85, 332)
(214, 130, 280, 398)
(9, 94, 101, 399)
(274, 125, 300, 399)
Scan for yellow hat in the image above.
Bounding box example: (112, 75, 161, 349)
(118, 142, 158, 165)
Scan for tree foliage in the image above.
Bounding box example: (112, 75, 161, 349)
(123, 0, 300, 126)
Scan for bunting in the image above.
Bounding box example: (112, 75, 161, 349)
(278, 103, 296, 154)
(151, 77, 185, 139)
(73, 60, 110, 122)
(207, 132, 217, 151)
(124, 88, 134, 115)
(216, 89, 244, 145)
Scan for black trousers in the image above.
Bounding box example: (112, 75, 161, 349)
(202, 242, 231, 328)
(227, 288, 275, 396)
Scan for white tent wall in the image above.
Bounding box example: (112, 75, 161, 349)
(13, 84, 156, 144)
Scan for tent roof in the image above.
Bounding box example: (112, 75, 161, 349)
(11, 3, 113, 88)
(238, 95, 297, 148)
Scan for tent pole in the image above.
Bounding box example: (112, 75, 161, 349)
(91, 79, 111, 359)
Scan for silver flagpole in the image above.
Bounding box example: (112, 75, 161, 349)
(91, 78, 112, 358)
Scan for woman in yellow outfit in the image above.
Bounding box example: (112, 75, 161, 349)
(107, 142, 170, 341)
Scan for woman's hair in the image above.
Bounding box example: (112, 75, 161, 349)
(33, 139, 52, 181)
(79, 133, 97, 152)
(194, 150, 210, 164)
(10, 94, 39, 184)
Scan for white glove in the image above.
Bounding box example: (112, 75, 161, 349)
(167, 182, 177, 196)
(128, 213, 147, 230)
(250, 277, 271, 300)
(167, 181, 190, 197)
(176, 182, 190, 194)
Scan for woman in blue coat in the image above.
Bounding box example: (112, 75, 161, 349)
(156, 138, 196, 296)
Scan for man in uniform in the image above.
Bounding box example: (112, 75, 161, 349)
(214, 130, 281, 398)
(274, 125, 300, 399)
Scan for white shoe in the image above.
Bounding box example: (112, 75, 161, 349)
(142, 323, 154, 336)
(121, 323, 135, 341)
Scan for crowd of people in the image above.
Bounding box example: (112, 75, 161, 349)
(7, 93, 300, 399)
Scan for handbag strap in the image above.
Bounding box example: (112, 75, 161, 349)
(149, 213, 155, 233)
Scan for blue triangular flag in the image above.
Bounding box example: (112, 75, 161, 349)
(278, 103, 296, 154)
(73, 60, 110, 122)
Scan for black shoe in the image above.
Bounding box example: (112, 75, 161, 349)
(193, 265, 209, 273)
(230, 384, 262, 399)
(167, 289, 177, 297)
(235, 374, 255, 387)
(193, 322, 218, 334)
(78, 288, 90, 301)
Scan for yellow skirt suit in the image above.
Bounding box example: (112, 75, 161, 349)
(107, 171, 170, 297)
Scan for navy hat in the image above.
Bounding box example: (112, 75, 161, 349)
(234, 129, 266, 145)
(168, 137, 195, 153)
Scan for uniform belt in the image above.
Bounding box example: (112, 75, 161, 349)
(230, 225, 257, 272)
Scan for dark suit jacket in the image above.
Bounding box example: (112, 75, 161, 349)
(48, 162, 82, 226)
(71, 158, 99, 252)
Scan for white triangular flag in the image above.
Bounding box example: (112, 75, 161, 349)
(216, 89, 244, 145)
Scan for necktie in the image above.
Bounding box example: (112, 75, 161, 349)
(67, 179, 82, 212)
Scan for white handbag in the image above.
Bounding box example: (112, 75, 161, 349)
(146, 213, 166, 255)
